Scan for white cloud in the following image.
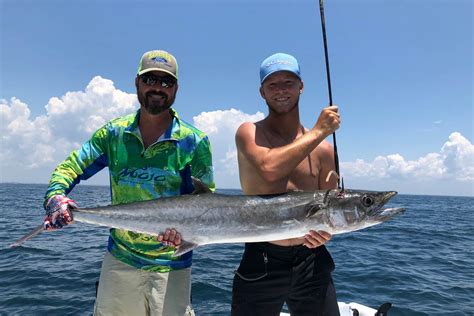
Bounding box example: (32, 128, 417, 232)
(193, 109, 472, 191)
(193, 109, 265, 188)
(0, 76, 138, 176)
(341, 132, 474, 182)
(441, 132, 474, 181)
(1, 76, 472, 197)
(44, 76, 137, 139)
(0, 79, 264, 188)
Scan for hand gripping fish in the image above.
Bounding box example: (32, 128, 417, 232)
(11, 179, 405, 256)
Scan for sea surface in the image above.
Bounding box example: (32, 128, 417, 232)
(0, 183, 472, 316)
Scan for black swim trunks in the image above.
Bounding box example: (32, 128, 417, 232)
(231, 242, 340, 316)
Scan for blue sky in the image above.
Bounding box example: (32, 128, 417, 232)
(1, 0, 473, 196)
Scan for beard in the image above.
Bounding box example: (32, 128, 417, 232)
(138, 90, 175, 115)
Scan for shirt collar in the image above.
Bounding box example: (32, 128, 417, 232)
(126, 108, 182, 142)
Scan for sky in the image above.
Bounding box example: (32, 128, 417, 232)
(1, 0, 473, 196)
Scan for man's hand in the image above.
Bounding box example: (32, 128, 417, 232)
(312, 105, 340, 138)
(158, 228, 182, 247)
(303, 230, 332, 248)
(44, 195, 77, 230)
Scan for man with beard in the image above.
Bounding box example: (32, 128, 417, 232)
(232, 53, 341, 315)
(42, 50, 214, 315)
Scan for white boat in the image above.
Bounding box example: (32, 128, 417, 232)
(280, 301, 392, 316)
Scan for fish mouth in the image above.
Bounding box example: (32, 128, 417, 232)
(381, 191, 397, 204)
(375, 207, 406, 222)
(369, 191, 404, 222)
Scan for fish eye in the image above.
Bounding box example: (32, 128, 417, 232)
(361, 195, 374, 207)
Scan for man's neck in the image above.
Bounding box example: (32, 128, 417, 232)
(138, 108, 173, 148)
(265, 105, 302, 140)
(139, 108, 172, 128)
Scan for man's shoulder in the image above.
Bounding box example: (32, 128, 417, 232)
(316, 139, 334, 151)
(313, 139, 334, 161)
(236, 121, 258, 137)
(175, 117, 208, 141)
(97, 112, 138, 132)
(240, 121, 258, 129)
(109, 112, 137, 127)
(90, 112, 137, 139)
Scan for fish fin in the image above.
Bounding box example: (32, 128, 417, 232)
(305, 204, 322, 218)
(191, 176, 212, 194)
(172, 240, 199, 257)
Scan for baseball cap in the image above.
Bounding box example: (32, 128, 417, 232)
(259, 53, 301, 84)
(137, 50, 178, 80)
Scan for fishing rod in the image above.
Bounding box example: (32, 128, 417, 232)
(318, 0, 343, 190)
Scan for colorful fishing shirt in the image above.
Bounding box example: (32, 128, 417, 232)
(44, 108, 214, 272)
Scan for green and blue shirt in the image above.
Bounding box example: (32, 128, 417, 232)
(45, 108, 214, 272)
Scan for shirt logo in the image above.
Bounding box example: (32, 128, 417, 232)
(118, 167, 167, 182)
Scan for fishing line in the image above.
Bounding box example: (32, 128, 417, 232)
(318, 0, 342, 190)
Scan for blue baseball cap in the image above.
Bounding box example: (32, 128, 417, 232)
(259, 53, 301, 84)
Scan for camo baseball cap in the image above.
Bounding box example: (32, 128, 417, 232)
(137, 50, 178, 80)
(260, 53, 301, 84)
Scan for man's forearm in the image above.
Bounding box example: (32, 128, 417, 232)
(257, 129, 325, 182)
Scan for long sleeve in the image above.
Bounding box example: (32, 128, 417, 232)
(44, 125, 109, 205)
(190, 135, 215, 192)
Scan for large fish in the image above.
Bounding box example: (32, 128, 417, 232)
(11, 180, 405, 256)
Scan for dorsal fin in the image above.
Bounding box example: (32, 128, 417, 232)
(191, 176, 212, 194)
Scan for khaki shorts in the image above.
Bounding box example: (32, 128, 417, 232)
(93, 252, 195, 316)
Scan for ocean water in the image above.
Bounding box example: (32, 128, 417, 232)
(0, 183, 472, 316)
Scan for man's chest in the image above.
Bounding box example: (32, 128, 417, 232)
(287, 155, 322, 191)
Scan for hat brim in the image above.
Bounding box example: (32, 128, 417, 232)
(261, 69, 301, 84)
(138, 68, 178, 80)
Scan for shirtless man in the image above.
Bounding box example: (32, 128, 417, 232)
(231, 53, 341, 316)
